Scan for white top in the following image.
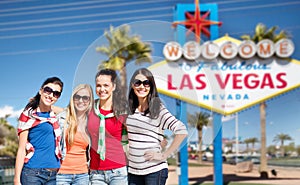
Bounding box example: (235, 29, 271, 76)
(126, 105, 187, 175)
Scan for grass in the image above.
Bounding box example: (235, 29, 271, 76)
(268, 157, 300, 167)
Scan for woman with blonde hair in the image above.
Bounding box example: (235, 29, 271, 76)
(56, 84, 94, 185)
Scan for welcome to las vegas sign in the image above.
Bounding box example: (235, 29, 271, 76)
(149, 35, 300, 115)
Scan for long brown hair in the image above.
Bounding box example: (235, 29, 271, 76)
(95, 69, 128, 118)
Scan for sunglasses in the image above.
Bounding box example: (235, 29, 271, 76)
(73, 94, 90, 103)
(133, 79, 151, 87)
(43, 86, 61, 98)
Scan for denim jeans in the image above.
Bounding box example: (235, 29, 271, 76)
(89, 166, 127, 185)
(21, 167, 58, 185)
(56, 173, 89, 185)
(128, 168, 168, 185)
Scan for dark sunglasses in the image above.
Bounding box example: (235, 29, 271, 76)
(133, 79, 151, 87)
(73, 94, 90, 103)
(43, 86, 61, 98)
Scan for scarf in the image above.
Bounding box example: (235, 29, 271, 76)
(18, 108, 61, 163)
(94, 99, 128, 160)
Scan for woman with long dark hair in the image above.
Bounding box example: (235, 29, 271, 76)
(87, 69, 128, 185)
(127, 68, 187, 185)
(14, 77, 63, 185)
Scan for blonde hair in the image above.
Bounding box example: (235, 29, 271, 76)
(65, 84, 93, 146)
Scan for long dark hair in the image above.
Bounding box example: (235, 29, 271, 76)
(24, 77, 64, 111)
(128, 68, 161, 119)
(95, 69, 128, 118)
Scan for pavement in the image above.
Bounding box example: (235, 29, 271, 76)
(166, 160, 300, 185)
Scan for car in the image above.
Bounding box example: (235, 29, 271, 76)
(189, 154, 199, 160)
(188, 154, 208, 161)
(222, 156, 227, 162)
(250, 157, 260, 164)
(228, 156, 245, 165)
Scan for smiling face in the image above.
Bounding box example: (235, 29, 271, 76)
(39, 83, 62, 107)
(73, 88, 91, 113)
(132, 74, 151, 99)
(95, 74, 115, 102)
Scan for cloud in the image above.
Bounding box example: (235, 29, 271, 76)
(0, 105, 22, 118)
(222, 114, 236, 122)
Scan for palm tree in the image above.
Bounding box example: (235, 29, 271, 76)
(0, 124, 7, 145)
(244, 138, 252, 154)
(241, 23, 289, 43)
(259, 102, 268, 178)
(273, 133, 292, 157)
(248, 137, 259, 154)
(241, 23, 290, 179)
(96, 25, 152, 96)
(0, 116, 10, 145)
(0, 116, 18, 157)
(225, 142, 233, 153)
(188, 111, 210, 163)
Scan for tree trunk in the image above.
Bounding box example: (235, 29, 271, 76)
(260, 102, 268, 179)
(119, 62, 128, 99)
(197, 129, 203, 163)
(281, 141, 285, 157)
(246, 144, 249, 154)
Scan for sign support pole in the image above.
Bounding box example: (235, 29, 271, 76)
(176, 100, 188, 185)
(213, 113, 223, 185)
(174, 3, 222, 185)
(175, 4, 189, 185)
(209, 4, 223, 185)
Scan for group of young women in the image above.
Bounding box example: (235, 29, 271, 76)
(14, 68, 187, 185)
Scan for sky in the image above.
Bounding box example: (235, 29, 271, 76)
(0, 0, 300, 150)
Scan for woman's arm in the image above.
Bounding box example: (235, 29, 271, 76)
(144, 133, 186, 161)
(52, 105, 64, 114)
(160, 137, 168, 149)
(14, 130, 29, 185)
(145, 106, 188, 161)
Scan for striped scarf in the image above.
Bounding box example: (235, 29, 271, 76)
(94, 99, 128, 160)
(17, 108, 62, 163)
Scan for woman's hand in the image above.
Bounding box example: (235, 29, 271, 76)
(13, 176, 22, 185)
(144, 151, 166, 161)
(160, 138, 168, 149)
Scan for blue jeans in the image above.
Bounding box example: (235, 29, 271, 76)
(89, 166, 127, 185)
(21, 167, 58, 185)
(128, 168, 168, 185)
(56, 173, 89, 185)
